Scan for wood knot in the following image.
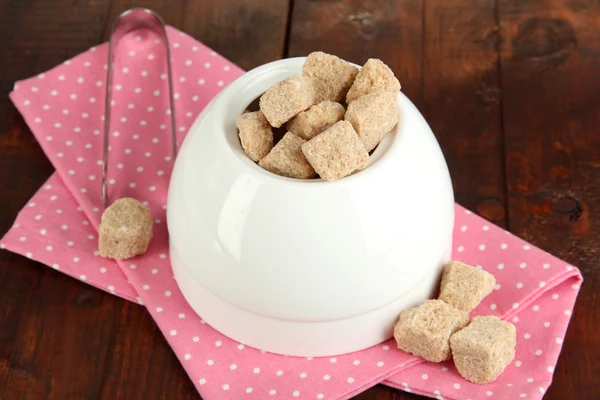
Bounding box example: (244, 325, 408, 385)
(512, 18, 577, 60)
(477, 199, 506, 223)
(347, 11, 377, 38)
(554, 195, 583, 222)
(74, 289, 104, 309)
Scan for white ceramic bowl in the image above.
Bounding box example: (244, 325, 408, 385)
(167, 58, 455, 357)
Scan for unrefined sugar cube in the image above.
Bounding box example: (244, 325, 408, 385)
(99, 198, 153, 260)
(259, 75, 315, 128)
(346, 58, 401, 103)
(303, 52, 359, 103)
(259, 132, 315, 179)
(439, 261, 496, 312)
(301, 121, 369, 182)
(236, 111, 274, 162)
(393, 299, 469, 362)
(450, 316, 517, 384)
(287, 101, 345, 140)
(345, 90, 399, 152)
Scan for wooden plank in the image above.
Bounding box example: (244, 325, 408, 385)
(498, 1, 600, 398)
(182, 0, 292, 70)
(422, 0, 506, 227)
(0, 0, 116, 398)
(288, 1, 424, 398)
(98, 1, 291, 399)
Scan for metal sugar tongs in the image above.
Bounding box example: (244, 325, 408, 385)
(102, 8, 178, 207)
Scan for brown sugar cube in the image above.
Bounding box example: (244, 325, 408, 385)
(450, 316, 517, 384)
(345, 91, 399, 152)
(99, 198, 153, 260)
(236, 111, 274, 162)
(259, 132, 315, 179)
(302, 52, 359, 103)
(438, 261, 496, 312)
(346, 58, 401, 103)
(287, 101, 345, 140)
(259, 75, 316, 128)
(301, 120, 369, 182)
(393, 299, 469, 362)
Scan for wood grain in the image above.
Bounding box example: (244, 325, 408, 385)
(182, 0, 291, 70)
(498, 0, 600, 398)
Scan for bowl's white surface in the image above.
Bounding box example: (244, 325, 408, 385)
(167, 58, 455, 356)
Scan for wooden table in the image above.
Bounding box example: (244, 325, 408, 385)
(1, 1, 598, 399)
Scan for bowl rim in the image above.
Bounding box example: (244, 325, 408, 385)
(219, 57, 404, 187)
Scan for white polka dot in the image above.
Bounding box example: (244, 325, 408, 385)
(46, 245, 52, 251)
(129, 264, 137, 269)
(520, 393, 527, 398)
(140, 120, 147, 126)
(497, 263, 504, 270)
(564, 309, 571, 316)
(198, 78, 205, 85)
(149, 186, 156, 191)
(422, 374, 428, 380)
(516, 361, 522, 367)
(377, 361, 384, 367)
(556, 337, 563, 344)
(19, 236, 27, 242)
(501, 243, 508, 249)
(323, 375, 330, 380)
(199, 378, 206, 385)
(347, 377, 354, 383)
(543, 263, 550, 269)
(494, 283, 501, 290)
(145, 152, 151, 157)
(253, 367, 260, 374)
(544, 321, 551, 328)
(67, 241, 73, 246)
(73, 257, 80, 263)
(572, 284, 580, 290)
(330, 357, 337, 363)
(539, 281, 546, 287)
(457, 245, 464, 252)
(479, 244, 486, 250)
(192, 95, 199, 101)
(134, 87, 142, 94)
(512, 302, 519, 309)
(148, 54, 155, 60)
(52, 264, 60, 270)
(269, 390, 276, 396)
(156, 307, 163, 313)
(293, 390, 300, 397)
(222, 384, 229, 390)
(486, 391, 493, 396)
(237, 344, 244, 350)
(382, 345, 390, 350)
(142, 284, 150, 290)
(547, 366, 554, 373)
(160, 253, 167, 259)
(524, 333, 531, 339)
(317, 394, 324, 399)
(184, 354, 191, 360)
(533, 305, 540, 311)
(516, 282, 524, 289)
(170, 330, 177, 336)
(26, 252, 32, 259)
(108, 286, 115, 292)
(490, 303, 497, 310)
(246, 388, 252, 394)
(31, 86, 39, 92)
(527, 378, 534, 383)
(454, 383, 461, 389)
(524, 245, 531, 250)
(80, 275, 86, 281)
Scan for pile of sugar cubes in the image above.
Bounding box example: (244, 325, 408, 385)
(394, 261, 517, 384)
(236, 52, 400, 181)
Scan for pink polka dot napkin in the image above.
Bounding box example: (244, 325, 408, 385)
(1, 25, 583, 400)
